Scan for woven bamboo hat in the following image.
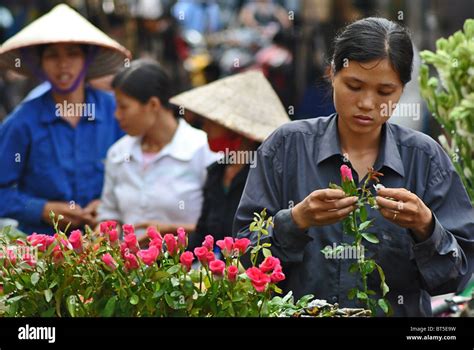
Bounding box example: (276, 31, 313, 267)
(169, 70, 290, 142)
(0, 4, 131, 79)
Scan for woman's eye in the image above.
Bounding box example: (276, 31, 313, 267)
(378, 91, 393, 96)
(347, 84, 361, 91)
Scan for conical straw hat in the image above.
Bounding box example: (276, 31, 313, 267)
(169, 70, 290, 142)
(0, 4, 131, 79)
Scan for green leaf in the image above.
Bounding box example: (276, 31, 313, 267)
(262, 248, 272, 258)
(361, 260, 376, 275)
(103, 296, 117, 317)
(130, 294, 139, 305)
(360, 205, 368, 222)
(376, 263, 389, 296)
(153, 271, 170, 281)
(30, 272, 40, 286)
(66, 295, 76, 317)
(356, 291, 368, 300)
(348, 288, 357, 300)
(378, 298, 389, 314)
(14, 281, 23, 291)
(164, 293, 176, 309)
(349, 262, 358, 274)
(44, 289, 53, 303)
(361, 232, 379, 244)
(358, 220, 373, 232)
(166, 265, 181, 274)
(40, 308, 55, 317)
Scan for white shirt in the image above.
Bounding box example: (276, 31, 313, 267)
(97, 119, 219, 228)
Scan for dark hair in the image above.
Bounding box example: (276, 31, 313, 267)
(332, 17, 413, 85)
(112, 59, 173, 109)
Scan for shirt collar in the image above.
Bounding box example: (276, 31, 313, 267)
(317, 114, 405, 178)
(128, 119, 202, 163)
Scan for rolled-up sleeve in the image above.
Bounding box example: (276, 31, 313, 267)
(233, 131, 312, 264)
(413, 146, 474, 295)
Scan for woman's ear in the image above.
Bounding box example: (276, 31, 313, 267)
(148, 96, 162, 111)
(326, 63, 335, 87)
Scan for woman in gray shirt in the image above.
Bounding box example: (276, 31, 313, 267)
(234, 17, 474, 316)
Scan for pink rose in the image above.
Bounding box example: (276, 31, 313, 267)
(124, 252, 139, 271)
(209, 259, 225, 276)
(108, 229, 119, 244)
(22, 252, 36, 267)
(216, 237, 234, 257)
(122, 224, 135, 236)
(177, 227, 187, 250)
(233, 238, 251, 255)
(100, 221, 117, 234)
(149, 237, 163, 253)
(179, 251, 194, 271)
(68, 230, 83, 252)
(137, 246, 159, 266)
(227, 265, 239, 282)
(124, 232, 139, 254)
(120, 242, 128, 258)
(164, 234, 178, 256)
(202, 235, 214, 251)
(340, 164, 353, 182)
(27, 233, 49, 252)
(102, 253, 117, 271)
(194, 246, 209, 265)
(246, 267, 271, 292)
(4, 248, 17, 266)
(52, 245, 64, 263)
(270, 266, 285, 283)
(206, 251, 216, 263)
(147, 226, 162, 241)
(259, 256, 281, 273)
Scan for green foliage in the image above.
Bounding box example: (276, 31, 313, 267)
(420, 19, 474, 204)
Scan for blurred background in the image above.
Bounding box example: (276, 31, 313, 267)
(1, 0, 473, 134)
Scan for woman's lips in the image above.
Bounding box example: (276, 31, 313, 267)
(353, 115, 374, 125)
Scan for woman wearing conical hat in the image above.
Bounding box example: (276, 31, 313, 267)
(0, 4, 131, 235)
(169, 70, 291, 254)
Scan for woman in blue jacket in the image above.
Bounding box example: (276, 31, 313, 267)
(0, 4, 130, 234)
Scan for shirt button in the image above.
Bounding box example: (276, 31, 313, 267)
(332, 296, 338, 303)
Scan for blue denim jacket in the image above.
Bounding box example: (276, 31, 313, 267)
(0, 86, 124, 234)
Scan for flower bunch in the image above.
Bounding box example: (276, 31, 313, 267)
(0, 211, 305, 317)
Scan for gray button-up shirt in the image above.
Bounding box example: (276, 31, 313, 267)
(234, 114, 474, 316)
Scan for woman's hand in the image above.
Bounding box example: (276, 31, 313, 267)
(291, 189, 358, 230)
(42, 201, 86, 230)
(376, 187, 434, 241)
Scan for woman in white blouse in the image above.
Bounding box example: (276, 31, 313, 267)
(97, 60, 218, 239)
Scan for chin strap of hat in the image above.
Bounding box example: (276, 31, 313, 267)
(20, 45, 98, 94)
